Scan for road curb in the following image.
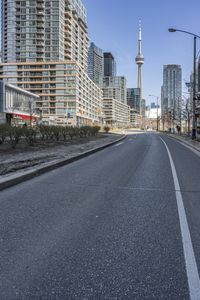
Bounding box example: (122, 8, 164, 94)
(0, 135, 126, 191)
(163, 133, 200, 153)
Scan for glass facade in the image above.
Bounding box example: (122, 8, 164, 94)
(0, 62, 103, 126)
(0, 80, 39, 125)
(1, 0, 16, 63)
(1, 0, 88, 69)
(68, 0, 87, 23)
(103, 52, 117, 77)
(162, 65, 182, 118)
(103, 76, 127, 104)
(88, 42, 103, 86)
(127, 88, 140, 113)
(1, 0, 103, 126)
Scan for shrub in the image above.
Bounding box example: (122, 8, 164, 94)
(91, 126, 101, 136)
(24, 128, 37, 146)
(78, 127, 84, 138)
(46, 126, 55, 140)
(1, 124, 102, 148)
(7, 127, 24, 149)
(61, 126, 69, 141)
(52, 126, 61, 141)
(80, 126, 90, 137)
(38, 125, 48, 141)
(104, 126, 110, 133)
(69, 127, 77, 140)
(0, 124, 10, 145)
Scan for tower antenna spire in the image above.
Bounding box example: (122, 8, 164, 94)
(138, 19, 142, 54)
(135, 19, 144, 114)
(139, 19, 142, 38)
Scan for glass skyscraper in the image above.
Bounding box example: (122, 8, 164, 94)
(127, 88, 140, 113)
(162, 65, 182, 118)
(103, 52, 117, 77)
(88, 42, 103, 86)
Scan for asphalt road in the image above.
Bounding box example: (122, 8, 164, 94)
(0, 132, 200, 299)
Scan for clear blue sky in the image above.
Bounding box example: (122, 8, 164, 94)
(83, 0, 200, 104)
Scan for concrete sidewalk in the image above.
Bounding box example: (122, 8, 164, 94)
(0, 134, 126, 191)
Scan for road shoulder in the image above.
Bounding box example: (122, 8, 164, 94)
(162, 133, 200, 156)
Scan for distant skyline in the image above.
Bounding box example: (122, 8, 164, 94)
(83, 0, 200, 104)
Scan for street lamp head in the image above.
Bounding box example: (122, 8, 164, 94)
(168, 28, 177, 32)
(149, 94, 159, 99)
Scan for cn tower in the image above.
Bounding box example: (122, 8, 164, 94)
(135, 20, 144, 114)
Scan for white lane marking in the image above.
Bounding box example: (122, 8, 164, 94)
(114, 142, 124, 147)
(160, 137, 200, 300)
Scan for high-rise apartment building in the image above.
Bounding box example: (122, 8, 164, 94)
(161, 64, 182, 118)
(102, 54, 129, 126)
(0, 0, 103, 126)
(127, 88, 141, 128)
(103, 76, 127, 104)
(103, 98, 129, 128)
(1, 0, 88, 68)
(150, 102, 159, 109)
(127, 88, 140, 113)
(88, 42, 103, 86)
(103, 53, 116, 77)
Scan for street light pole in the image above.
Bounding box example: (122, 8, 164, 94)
(168, 28, 200, 139)
(192, 36, 197, 139)
(156, 97, 159, 131)
(179, 97, 182, 135)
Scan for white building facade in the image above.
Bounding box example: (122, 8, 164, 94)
(103, 98, 130, 128)
(0, 81, 39, 125)
(0, 0, 103, 126)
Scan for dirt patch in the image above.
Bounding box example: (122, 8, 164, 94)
(0, 156, 57, 175)
(0, 134, 122, 176)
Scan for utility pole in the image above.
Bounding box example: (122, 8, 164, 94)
(179, 97, 182, 135)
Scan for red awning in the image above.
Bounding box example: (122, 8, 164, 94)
(12, 113, 37, 121)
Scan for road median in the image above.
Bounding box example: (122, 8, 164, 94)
(0, 134, 126, 191)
